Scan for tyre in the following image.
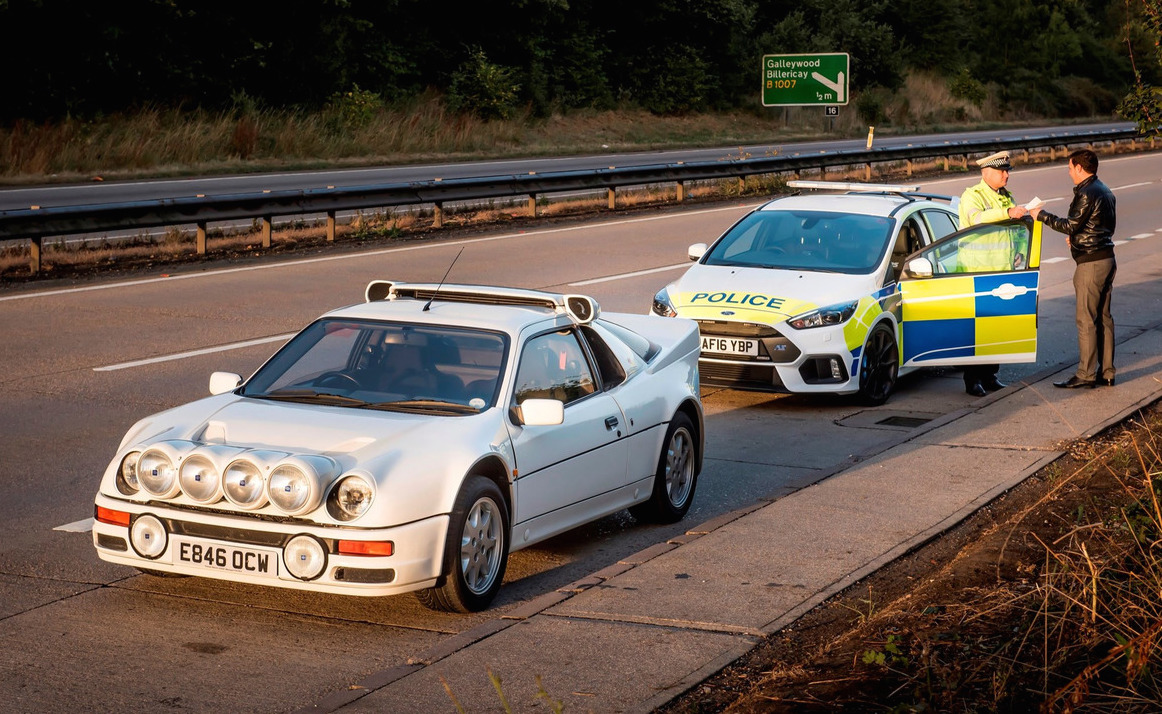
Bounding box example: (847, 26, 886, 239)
(857, 323, 899, 406)
(416, 475, 509, 613)
(630, 412, 699, 524)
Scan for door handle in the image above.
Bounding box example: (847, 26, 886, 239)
(604, 416, 619, 430)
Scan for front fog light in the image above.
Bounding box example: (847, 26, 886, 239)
(329, 475, 374, 521)
(138, 449, 180, 498)
(179, 455, 222, 503)
(224, 460, 267, 509)
(130, 514, 168, 559)
(284, 535, 326, 580)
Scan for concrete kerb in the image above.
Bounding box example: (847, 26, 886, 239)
(303, 320, 1162, 713)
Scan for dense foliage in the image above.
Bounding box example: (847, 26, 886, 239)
(0, 0, 1156, 122)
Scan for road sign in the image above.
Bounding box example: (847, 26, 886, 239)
(825, 106, 839, 116)
(762, 53, 849, 107)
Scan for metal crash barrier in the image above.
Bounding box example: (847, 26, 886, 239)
(0, 127, 1149, 274)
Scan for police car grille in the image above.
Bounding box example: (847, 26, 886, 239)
(695, 320, 780, 338)
(699, 361, 781, 389)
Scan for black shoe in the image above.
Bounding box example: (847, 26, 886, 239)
(1054, 376, 1096, 389)
(982, 377, 1006, 392)
(1096, 377, 1115, 387)
(966, 381, 987, 397)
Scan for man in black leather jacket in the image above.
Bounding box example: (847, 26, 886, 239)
(1030, 148, 1116, 388)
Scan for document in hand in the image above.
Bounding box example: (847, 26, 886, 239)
(1024, 196, 1044, 210)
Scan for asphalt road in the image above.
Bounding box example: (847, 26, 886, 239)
(0, 121, 1135, 210)
(1, 148, 1160, 711)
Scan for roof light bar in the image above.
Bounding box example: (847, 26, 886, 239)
(787, 180, 921, 193)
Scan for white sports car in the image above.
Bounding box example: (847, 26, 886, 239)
(93, 281, 703, 612)
(652, 181, 1044, 404)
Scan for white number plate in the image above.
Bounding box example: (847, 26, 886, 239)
(701, 335, 759, 357)
(173, 536, 279, 577)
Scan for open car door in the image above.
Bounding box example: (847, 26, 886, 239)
(897, 218, 1042, 368)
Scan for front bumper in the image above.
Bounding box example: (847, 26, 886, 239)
(696, 319, 858, 393)
(92, 493, 448, 597)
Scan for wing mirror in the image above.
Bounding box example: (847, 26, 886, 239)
(512, 398, 564, 426)
(209, 372, 243, 395)
(687, 243, 707, 261)
(904, 257, 933, 279)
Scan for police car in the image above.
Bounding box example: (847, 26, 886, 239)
(651, 180, 1043, 404)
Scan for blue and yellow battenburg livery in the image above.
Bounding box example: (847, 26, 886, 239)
(651, 182, 1042, 404)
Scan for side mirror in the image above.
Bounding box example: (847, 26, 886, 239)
(514, 398, 564, 426)
(688, 243, 707, 261)
(904, 257, 933, 279)
(209, 372, 243, 395)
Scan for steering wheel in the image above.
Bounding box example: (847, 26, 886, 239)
(314, 371, 360, 390)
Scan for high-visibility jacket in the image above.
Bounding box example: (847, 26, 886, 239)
(957, 180, 1020, 271)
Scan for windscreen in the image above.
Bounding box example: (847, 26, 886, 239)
(240, 319, 508, 415)
(704, 209, 895, 274)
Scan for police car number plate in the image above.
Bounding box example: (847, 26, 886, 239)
(173, 536, 279, 577)
(701, 336, 758, 357)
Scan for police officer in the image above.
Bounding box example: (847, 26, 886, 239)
(957, 151, 1028, 396)
(1030, 149, 1117, 388)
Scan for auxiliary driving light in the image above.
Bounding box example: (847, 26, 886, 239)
(284, 535, 326, 580)
(179, 454, 222, 503)
(129, 514, 168, 559)
(223, 459, 267, 509)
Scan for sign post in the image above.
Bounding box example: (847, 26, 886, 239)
(762, 53, 850, 107)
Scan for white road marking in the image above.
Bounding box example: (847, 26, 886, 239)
(1113, 181, 1153, 191)
(1130, 233, 1154, 240)
(1042, 257, 1069, 264)
(0, 203, 760, 304)
(1113, 240, 1128, 245)
(94, 333, 296, 372)
(569, 263, 690, 286)
(54, 518, 94, 533)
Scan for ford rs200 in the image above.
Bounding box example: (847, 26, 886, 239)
(93, 282, 703, 612)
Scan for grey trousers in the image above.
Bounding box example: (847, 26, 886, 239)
(1073, 257, 1116, 381)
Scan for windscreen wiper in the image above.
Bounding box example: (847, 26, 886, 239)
(254, 389, 371, 407)
(365, 399, 480, 415)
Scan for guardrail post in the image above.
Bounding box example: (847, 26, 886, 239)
(738, 177, 746, 193)
(943, 156, 950, 171)
(820, 165, 827, 180)
(1049, 146, 1056, 160)
(326, 211, 336, 242)
(865, 163, 872, 181)
(433, 202, 444, 228)
(261, 216, 272, 249)
(29, 237, 41, 275)
(528, 194, 537, 218)
(676, 180, 685, 202)
(905, 159, 913, 177)
(607, 188, 616, 210)
(196, 222, 207, 255)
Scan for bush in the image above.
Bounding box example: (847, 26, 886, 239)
(446, 50, 521, 121)
(636, 45, 714, 116)
(948, 68, 986, 107)
(326, 85, 383, 128)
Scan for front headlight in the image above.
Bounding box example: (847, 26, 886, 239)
(116, 451, 142, 495)
(652, 286, 678, 317)
(787, 300, 859, 330)
(328, 475, 375, 521)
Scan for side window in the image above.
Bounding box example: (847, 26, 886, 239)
(913, 220, 1032, 276)
(921, 210, 958, 243)
(513, 330, 597, 406)
(887, 217, 925, 284)
(579, 325, 628, 389)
